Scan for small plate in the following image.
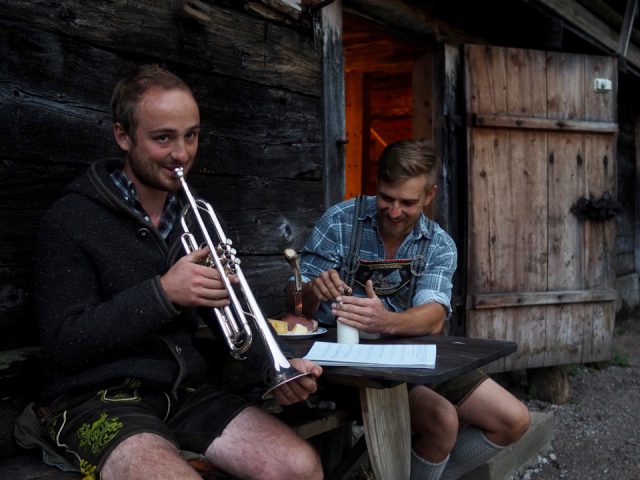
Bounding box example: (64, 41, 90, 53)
(278, 327, 328, 339)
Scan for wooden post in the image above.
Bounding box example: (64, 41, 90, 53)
(322, 0, 346, 207)
(360, 384, 411, 480)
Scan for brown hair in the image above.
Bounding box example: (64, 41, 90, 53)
(110, 64, 193, 138)
(376, 140, 439, 191)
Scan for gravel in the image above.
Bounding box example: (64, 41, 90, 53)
(509, 314, 640, 480)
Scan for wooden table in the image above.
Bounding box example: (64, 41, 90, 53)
(285, 330, 517, 480)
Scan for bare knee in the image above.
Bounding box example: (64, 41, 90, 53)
(207, 406, 323, 480)
(102, 432, 200, 480)
(503, 402, 531, 444)
(285, 443, 323, 480)
(488, 401, 531, 446)
(410, 387, 459, 457)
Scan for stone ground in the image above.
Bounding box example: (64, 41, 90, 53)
(509, 314, 640, 480)
(350, 313, 640, 480)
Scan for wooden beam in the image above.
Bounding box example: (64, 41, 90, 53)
(617, 0, 639, 58)
(535, 0, 640, 72)
(470, 289, 617, 309)
(322, 0, 346, 206)
(473, 114, 618, 133)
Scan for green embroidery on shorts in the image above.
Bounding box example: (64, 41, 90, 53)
(48, 415, 59, 441)
(77, 412, 124, 455)
(79, 458, 97, 480)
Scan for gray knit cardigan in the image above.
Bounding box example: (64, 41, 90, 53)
(35, 158, 231, 400)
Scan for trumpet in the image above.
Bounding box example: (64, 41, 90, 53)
(174, 167, 307, 395)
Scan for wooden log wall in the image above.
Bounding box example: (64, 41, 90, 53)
(0, 0, 324, 350)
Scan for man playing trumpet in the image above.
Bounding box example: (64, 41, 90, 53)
(25, 65, 323, 480)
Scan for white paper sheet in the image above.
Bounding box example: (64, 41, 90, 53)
(303, 341, 436, 368)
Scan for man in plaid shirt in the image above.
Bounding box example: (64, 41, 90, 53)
(291, 140, 531, 480)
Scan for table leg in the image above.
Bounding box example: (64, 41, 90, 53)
(360, 383, 411, 479)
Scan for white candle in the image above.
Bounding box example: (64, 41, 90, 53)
(337, 320, 359, 344)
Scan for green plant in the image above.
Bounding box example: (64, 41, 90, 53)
(567, 364, 581, 376)
(611, 350, 630, 367)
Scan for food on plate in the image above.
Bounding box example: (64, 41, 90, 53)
(268, 319, 289, 335)
(282, 312, 318, 333)
(269, 313, 319, 335)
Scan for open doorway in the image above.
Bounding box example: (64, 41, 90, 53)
(343, 14, 434, 200)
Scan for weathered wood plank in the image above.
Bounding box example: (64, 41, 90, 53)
(473, 114, 618, 133)
(465, 44, 508, 116)
(187, 173, 323, 252)
(0, 0, 321, 96)
(0, 23, 323, 179)
(547, 52, 587, 292)
(471, 289, 617, 309)
(544, 303, 587, 366)
(412, 52, 434, 142)
(504, 47, 548, 292)
(0, 1, 326, 349)
(321, 0, 346, 206)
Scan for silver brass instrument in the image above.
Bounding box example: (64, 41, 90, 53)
(174, 167, 307, 395)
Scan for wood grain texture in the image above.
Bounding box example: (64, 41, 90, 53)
(360, 384, 411, 480)
(465, 44, 617, 369)
(0, 1, 324, 344)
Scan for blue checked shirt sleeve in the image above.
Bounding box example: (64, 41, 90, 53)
(299, 204, 351, 282)
(412, 229, 457, 316)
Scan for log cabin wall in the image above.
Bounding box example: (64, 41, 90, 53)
(0, 0, 325, 352)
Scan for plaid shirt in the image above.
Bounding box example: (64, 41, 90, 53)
(299, 196, 457, 324)
(110, 170, 179, 239)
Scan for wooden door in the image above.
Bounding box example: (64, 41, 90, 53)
(465, 44, 618, 371)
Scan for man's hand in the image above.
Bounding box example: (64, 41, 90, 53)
(272, 358, 322, 406)
(160, 247, 239, 307)
(306, 268, 352, 303)
(331, 280, 389, 334)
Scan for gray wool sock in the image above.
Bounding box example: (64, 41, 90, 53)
(440, 426, 504, 480)
(411, 448, 449, 480)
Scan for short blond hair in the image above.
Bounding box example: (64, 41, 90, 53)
(376, 140, 439, 190)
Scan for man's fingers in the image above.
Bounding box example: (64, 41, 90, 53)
(185, 247, 211, 263)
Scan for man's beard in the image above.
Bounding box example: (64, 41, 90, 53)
(129, 156, 179, 192)
(380, 217, 409, 240)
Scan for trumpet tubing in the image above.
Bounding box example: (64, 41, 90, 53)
(174, 167, 306, 395)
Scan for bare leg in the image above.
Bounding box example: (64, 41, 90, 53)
(457, 378, 531, 446)
(439, 379, 532, 480)
(205, 405, 323, 480)
(101, 432, 200, 480)
(409, 385, 458, 462)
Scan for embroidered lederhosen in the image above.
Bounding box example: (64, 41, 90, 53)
(340, 196, 430, 307)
